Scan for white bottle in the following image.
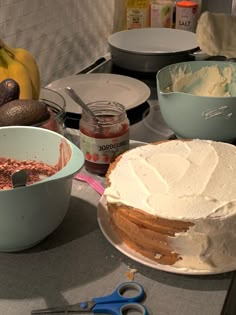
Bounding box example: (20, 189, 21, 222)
(175, 1, 199, 32)
(175, 0, 202, 25)
(150, 0, 175, 28)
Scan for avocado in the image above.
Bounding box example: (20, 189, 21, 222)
(0, 99, 50, 126)
(0, 78, 20, 106)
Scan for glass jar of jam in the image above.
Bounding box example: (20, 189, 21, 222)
(79, 101, 130, 176)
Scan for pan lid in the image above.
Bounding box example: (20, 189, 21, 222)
(108, 28, 198, 55)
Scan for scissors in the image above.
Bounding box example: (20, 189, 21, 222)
(31, 281, 149, 315)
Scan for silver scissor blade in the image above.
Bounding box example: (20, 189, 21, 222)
(31, 307, 63, 314)
(31, 301, 95, 314)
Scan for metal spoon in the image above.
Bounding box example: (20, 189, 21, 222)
(65, 87, 100, 123)
(11, 170, 28, 188)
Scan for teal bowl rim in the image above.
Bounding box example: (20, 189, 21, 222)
(0, 126, 84, 191)
(156, 60, 236, 99)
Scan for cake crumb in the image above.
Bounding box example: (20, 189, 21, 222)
(125, 268, 138, 281)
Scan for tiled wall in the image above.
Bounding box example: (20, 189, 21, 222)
(0, 0, 125, 86)
(0, 0, 233, 87)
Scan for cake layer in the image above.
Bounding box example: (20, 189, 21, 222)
(108, 202, 193, 265)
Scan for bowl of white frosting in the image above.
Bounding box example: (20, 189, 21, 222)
(156, 60, 236, 142)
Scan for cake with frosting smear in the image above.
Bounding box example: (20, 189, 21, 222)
(104, 139, 236, 272)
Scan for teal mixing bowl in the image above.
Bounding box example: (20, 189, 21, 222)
(0, 126, 84, 252)
(156, 61, 236, 142)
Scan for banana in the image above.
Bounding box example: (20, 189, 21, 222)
(0, 50, 11, 82)
(0, 48, 32, 99)
(2, 41, 40, 100)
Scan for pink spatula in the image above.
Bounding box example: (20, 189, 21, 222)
(74, 173, 105, 195)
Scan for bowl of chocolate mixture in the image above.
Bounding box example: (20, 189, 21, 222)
(0, 126, 84, 252)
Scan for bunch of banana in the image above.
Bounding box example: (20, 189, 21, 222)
(0, 39, 40, 100)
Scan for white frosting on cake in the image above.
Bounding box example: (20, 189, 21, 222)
(105, 140, 236, 219)
(104, 140, 236, 271)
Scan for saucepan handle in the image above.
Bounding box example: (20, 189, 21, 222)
(189, 50, 236, 62)
(188, 49, 210, 61)
(227, 58, 236, 62)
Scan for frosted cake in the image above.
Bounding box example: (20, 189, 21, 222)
(104, 140, 236, 272)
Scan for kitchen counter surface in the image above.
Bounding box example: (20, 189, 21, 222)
(0, 58, 235, 315)
(0, 151, 234, 315)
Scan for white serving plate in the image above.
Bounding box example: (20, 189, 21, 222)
(46, 73, 151, 114)
(97, 196, 236, 275)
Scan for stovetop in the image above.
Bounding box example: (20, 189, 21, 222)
(65, 56, 174, 143)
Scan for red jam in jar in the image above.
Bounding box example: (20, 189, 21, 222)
(79, 101, 130, 176)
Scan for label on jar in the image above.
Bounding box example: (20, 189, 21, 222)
(80, 131, 130, 164)
(127, 8, 149, 29)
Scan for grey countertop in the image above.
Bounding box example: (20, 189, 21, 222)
(0, 151, 234, 315)
(0, 131, 234, 315)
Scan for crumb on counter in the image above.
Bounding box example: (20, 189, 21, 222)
(125, 268, 138, 281)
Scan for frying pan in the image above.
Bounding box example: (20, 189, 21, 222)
(108, 28, 202, 73)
